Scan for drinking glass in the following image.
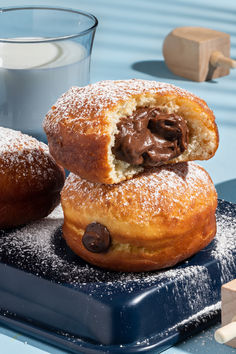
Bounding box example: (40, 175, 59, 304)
(0, 6, 98, 140)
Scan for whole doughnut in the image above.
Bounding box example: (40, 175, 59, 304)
(0, 127, 65, 228)
(61, 162, 217, 272)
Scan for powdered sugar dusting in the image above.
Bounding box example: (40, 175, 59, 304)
(0, 127, 58, 180)
(44, 79, 208, 134)
(0, 126, 48, 155)
(63, 162, 216, 223)
(211, 201, 236, 283)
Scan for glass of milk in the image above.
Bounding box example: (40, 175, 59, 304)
(0, 6, 98, 140)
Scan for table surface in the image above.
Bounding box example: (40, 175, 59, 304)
(0, 0, 236, 353)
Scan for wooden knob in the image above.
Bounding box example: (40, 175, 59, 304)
(210, 51, 236, 69)
(215, 319, 236, 344)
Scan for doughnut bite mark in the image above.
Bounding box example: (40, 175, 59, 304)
(44, 79, 218, 184)
(0, 127, 65, 228)
(61, 162, 217, 272)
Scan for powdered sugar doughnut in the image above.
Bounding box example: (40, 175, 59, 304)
(0, 127, 65, 228)
(44, 79, 218, 184)
(61, 162, 217, 272)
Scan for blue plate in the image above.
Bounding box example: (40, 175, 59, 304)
(0, 199, 235, 353)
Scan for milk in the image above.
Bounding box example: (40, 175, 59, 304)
(0, 39, 90, 140)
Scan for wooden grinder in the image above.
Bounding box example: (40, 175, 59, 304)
(163, 27, 236, 81)
(215, 279, 236, 347)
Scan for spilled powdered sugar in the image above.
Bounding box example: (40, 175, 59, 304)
(0, 200, 235, 293)
(167, 301, 221, 334)
(210, 201, 236, 283)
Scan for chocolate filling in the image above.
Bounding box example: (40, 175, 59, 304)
(113, 107, 189, 167)
(82, 222, 111, 253)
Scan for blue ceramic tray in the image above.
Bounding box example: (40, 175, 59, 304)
(0, 199, 235, 353)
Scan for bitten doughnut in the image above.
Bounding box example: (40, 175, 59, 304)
(61, 162, 217, 272)
(44, 79, 219, 184)
(0, 127, 65, 228)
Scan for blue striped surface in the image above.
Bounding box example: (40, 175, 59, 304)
(0, 0, 235, 353)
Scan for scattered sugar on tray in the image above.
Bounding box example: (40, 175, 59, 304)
(0, 199, 235, 299)
(0, 215, 200, 288)
(210, 200, 236, 283)
(169, 265, 212, 314)
(0, 126, 47, 155)
(165, 301, 221, 335)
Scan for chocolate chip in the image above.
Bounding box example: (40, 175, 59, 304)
(82, 222, 111, 253)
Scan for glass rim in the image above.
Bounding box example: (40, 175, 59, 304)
(0, 6, 98, 43)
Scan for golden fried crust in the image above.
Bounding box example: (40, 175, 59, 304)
(61, 162, 217, 272)
(0, 127, 65, 228)
(44, 79, 219, 184)
(0, 192, 61, 228)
